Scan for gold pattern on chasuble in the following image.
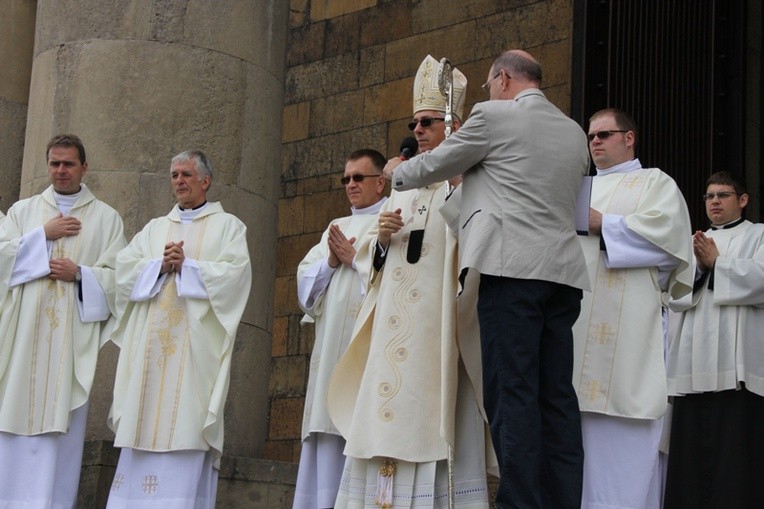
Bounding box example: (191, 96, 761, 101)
(579, 172, 647, 410)
(134, 219, 207, 450)
(374, 226, 427, 424)
(29, 204, 87, 433)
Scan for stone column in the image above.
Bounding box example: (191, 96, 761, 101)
(23, 0, 288, 493)
(0, 0, 36, 213)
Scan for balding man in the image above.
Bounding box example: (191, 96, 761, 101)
(385, 49, 591, 508)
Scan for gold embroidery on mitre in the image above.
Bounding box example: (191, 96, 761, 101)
(412, 55, 468, 119)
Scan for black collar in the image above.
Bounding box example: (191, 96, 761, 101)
(179, 201, 207, 211)
(710, 217, 744, 230)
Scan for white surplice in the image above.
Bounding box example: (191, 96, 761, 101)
(668, 221, 764, 395)
(294, 198, 386, 509)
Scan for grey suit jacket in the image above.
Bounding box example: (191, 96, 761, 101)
(393, 88, 590, 291)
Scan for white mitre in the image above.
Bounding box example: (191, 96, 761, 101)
(412, 54, 468, 119)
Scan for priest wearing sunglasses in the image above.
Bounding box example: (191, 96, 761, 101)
(570, 108, 693, 508)
(327, 55, 492, 508)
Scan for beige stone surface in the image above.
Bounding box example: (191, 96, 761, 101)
(0, 0, 35, 102)
(0, 99, 26, 212)
(311, 0, 376, 21)
(282, 102, 310, 143)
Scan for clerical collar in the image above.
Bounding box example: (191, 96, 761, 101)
(179, 200, 207, 211)
(178, 201, 208, 224)
(596, 158, 642, 176)
(351, 196, 388, 216)
(710, 217, 744, 230)
(53, 189, 81, 216)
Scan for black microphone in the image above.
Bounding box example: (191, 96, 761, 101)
(399, 137, 418, 160)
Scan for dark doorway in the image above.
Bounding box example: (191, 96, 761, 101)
(571, 0, 754, 229)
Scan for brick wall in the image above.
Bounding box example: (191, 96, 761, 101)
(267, 0, 575, 462)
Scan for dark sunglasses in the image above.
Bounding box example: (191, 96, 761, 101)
(340, 174, 380, 186)
(408, 117, 445, 131)
(587, 130, 628, 142)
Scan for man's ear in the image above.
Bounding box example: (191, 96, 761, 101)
(739, 192, 749, 209)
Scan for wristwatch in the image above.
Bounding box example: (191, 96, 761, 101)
(74, 266, 82, 283)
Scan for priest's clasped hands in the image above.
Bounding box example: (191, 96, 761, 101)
(162, 240, 185, 274)
(45, 212, 82, 282)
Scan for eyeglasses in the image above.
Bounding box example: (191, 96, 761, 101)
(340, 174, 380, 186)
(702, 191, 739, 201)
(408, 117, 445, 131)
(587, 130, 628, 141)
(481, 72, 502, 94)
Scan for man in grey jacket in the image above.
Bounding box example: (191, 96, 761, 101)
(384, 49, 590, 508)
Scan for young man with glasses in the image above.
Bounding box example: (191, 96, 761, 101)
(327, 54, 491, 508)
(665, 171, 764, 508)
(293, 148, 388, 509)
(384, 49, 591, 508)
(571, 108, 693, 508)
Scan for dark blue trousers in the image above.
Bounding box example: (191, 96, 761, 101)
(478, 275, 583, 509)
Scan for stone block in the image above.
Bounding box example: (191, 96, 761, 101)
(224, 324, 273, 458)
(475, 0, 573, 60)
(184, 1, 289, 77)
(0, 98, 27, 211)
(310, 89, 365, 137)
(274, 275, 300, 316)
(264, 439, 295, 462)
(287, 22, 326, 67)
(281, 124, 387, 181)
(268, 397, 304, 439)
(238, 63, 285, 205)
(33, 0, 153, 56)
(410, 0, 539, 33)
(359, 45, 386, 88)
(269, 356, 308, 398)
(282, 101, 310, 143)
(363, 78, 413, 125)
(533, 39, 573, 88)
(289, 0, 310, 28)
(383, 23, 477, 82)
(86, 342, 120, 441)
(272, 316, 289, 356)
(295, 174, 340, 196)
(311, 0, 376, 21)
(276, 232, 319, 278)
(359, 2, 413, 48)
(0, 0, 35, 102)
(296, 314, 315, 355)
(325, 12, 361, 58)
(278, 195, 305, 237)
(304, 190, 348, 233)
(543, 83, 571, 116)
(285, 52, 359, 104)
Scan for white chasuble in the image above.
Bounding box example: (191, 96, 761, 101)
(0, 185, 125, 434)
(668, 222, 764, 396)
(573, 169, 693, 419)
(327, 183, 462, 463)
(109, 202, 251, 462)
(298, 211, 380, 439)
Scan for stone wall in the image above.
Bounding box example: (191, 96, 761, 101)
(269, 0, 576, 462)
(0, 0, 35, 213)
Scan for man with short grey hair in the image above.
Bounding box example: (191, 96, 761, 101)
(107, 150, 251, 508)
